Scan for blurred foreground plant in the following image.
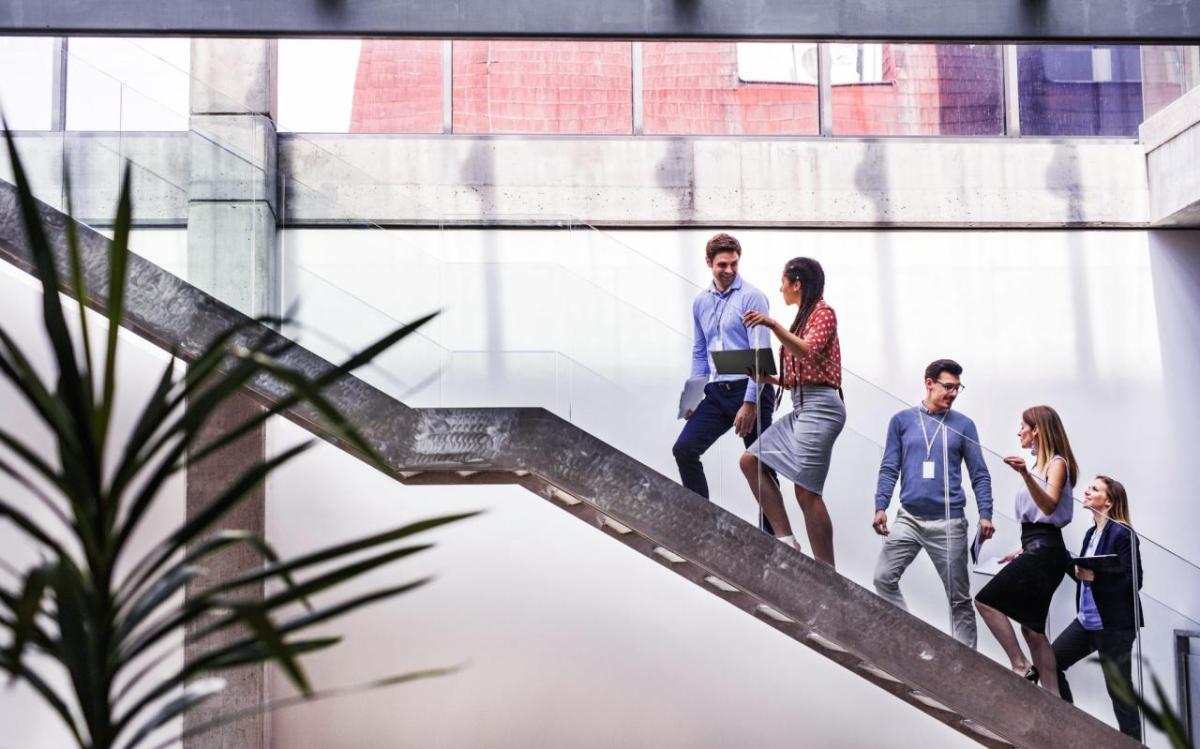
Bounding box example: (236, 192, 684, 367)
(0, 128, 472, 749)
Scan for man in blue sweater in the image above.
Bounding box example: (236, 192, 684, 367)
(871, 359, 994, 647)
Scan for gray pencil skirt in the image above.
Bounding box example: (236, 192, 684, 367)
(746, 385, 846, 496)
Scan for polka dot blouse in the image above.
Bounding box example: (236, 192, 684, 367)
(780, 300, 842, 390)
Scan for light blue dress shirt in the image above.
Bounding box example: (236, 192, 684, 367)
(690, 274, 771, 404)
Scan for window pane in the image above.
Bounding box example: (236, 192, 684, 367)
(1141, 45, 1200, 120)
(279, 40, 361, 133)
(67, 38, 189, 131)
(642, 42, 818, 135)
(1017, 45, 1143, 136)
(452, 41, 632, 134)
(0, 37, 55, 130)
(341, 40, 442, 133)
(830, 43, 1003, 136)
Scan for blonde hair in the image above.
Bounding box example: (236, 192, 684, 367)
(1021, 405, 1078, 487)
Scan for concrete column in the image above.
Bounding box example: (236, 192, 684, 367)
(184, 39, 279, 749)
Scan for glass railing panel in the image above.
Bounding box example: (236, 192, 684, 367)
(283, 262, 449, 408)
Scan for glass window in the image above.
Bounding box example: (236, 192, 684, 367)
(0, 37, 56, 130)
(282, 39, 447, 134)
(830, 43, 1004, 136)
(280, 39, 375, 133)
(310, 39, 444, 134)
(642, 42, 818, 135)
(1017, 45, 1143, 136)
(452, 41, 632, 134)
(1141, 45, 1200, 120)
(67, 38, 189, 131)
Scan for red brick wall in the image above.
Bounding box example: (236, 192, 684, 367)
(451, 40, 632, 134)
(641, 42, 819, 135)
(830, 44, 1003, 136)
(350, 40, 443, 133)
(348, 41, 1005, 136)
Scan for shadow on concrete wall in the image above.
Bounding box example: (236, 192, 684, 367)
(1048, 145, 1099, 384)
(464, 139, 506, 376)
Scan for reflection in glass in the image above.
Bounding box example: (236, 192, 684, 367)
(452, 41, 632, 134)
(830, 43, 1004, 136)
(1140, 45, 1200, 121)
(642, 42, 818, 135)
(1018, 45, 1143, 137)
(345, 40, 443, 134)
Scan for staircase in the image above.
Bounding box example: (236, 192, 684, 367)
(0, 179, 1142, 749)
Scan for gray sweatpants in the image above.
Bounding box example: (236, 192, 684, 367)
(872, 509, 976, 648)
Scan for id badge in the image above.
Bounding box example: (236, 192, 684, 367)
(922, 460, 936, 479)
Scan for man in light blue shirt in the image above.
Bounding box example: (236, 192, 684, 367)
(672, 234, 777, 528)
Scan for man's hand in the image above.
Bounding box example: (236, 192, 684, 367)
(733, 402, 757, 438)
(978, 518, 995, 540)
(1074, 565, 1095, 582)
(872, 510, 890, 536)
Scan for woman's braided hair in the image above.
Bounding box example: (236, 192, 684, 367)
(778, 257, 826, 390)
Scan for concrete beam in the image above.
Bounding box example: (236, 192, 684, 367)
(2, 0, 1200, 42)
(1, 132, 188, 226)
(1143, 86, 1200, 226)
(5, 130, 1156, 228)
(190, 39, 278, 119)
(281, 135, 1151, 228)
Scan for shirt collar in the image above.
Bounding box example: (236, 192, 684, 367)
(709, 274, 743, 297)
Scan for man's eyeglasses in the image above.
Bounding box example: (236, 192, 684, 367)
(935, 381, 965, 393)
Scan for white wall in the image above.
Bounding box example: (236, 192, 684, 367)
(0, 262, 185, 749)
(265, 418, 973, 749)
(280, 226, 1200, 747)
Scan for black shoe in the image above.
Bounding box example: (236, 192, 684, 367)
(1023, 666, 1040, 684)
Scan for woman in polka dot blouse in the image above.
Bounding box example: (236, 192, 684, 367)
(740, 257, 846, 567)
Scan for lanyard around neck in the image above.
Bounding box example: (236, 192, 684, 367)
(709, 286, 736, 350)
(917, 407, 946, 460)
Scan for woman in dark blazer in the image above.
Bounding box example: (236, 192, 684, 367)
(1051, 474, 1144, 741)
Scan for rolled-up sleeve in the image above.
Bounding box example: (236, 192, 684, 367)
(741, 289, 770, 403)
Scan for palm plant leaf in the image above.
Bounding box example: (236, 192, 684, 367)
(0, 127, 468, 749)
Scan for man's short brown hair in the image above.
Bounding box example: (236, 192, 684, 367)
(924, 358, 963, 382)
(705, 233, 742, 262)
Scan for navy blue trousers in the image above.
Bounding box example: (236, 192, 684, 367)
(672, 380, 778, 533)
(1052, 619, 1142, 741)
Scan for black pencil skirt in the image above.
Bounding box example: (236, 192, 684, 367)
(975, 523, 1070, 634)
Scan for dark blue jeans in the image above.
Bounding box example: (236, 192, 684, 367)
(672, 380, 778, 533)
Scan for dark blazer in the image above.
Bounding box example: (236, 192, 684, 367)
(1067, 521, 1145, 629)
